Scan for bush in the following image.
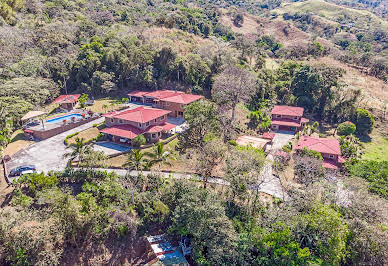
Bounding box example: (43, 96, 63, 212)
(354, 109, 374, 135)
(299, 147, 323, 160)
(132, 134, 146, 147)
(64, 131, 79, 145)
(337, 121, 356, 136)
(228, 140, 237, 146)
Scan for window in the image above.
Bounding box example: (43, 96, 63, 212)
(146, 121, 150, 126)
(178, 111, 184, 116)
(276, 114, 281, 118)
(139, 123, 142, 128)
(181, 104, 185, 108)
(165, 102, 170, 106)
(294, 116, 298, 120)
(154, 119, 157, 123)
(119, 119, 123, 124)
(111, 118, 114, 123)
(329, 155, 334, 159)
(152, 133, 156, 138)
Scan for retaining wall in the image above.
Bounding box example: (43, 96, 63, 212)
(32, 116, 100, 140)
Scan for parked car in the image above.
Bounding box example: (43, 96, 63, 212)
(9, 165, 36, 177)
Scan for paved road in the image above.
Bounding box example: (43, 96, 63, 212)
(95, 167, 288, 199)
(7, 117, 105, 177)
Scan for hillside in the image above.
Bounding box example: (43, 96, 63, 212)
(0, 0, 388, 265)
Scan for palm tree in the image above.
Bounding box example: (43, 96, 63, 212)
(145, 142, 172, 170)
(123, 149, 150, 172)
(63, 137, 92, 167)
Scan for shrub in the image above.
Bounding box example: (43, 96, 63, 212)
(132, 134, 146, 147)
(64, 131, 79, 145)
(299, 147, 323, 160)
(354, 109, 374, 135)
(95, 132, 106, 142)
(228, 140, 237, 146)
(337, 121, 356, 136)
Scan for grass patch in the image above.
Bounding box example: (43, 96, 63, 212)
(362, 131, 388, 161)
(4, 130, 34, 156)
(275, 0, 388, 32)
(87, 98, 122, 114)
(67, 127, 100, 145)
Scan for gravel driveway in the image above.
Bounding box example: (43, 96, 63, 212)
(7, 117, 105, 178)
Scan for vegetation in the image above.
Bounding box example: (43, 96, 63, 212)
(349, 160, 388, 199)
(354, 108, 375, 135)
(337, 121, 356, 136)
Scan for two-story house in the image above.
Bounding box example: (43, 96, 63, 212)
(295, 136, 346, 170)
(128, 90, 203, 117)
(271, 105, 309, 132)
(100, 106, 176, 145)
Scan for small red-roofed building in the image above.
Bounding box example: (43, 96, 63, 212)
(100, 106, 176, 145)
(52, 94, 81, 110)
(295, 135, 345, 170)
(128, 90, 204, 117)
(271, 105, 309, 132)
(262, 132, 275, 141)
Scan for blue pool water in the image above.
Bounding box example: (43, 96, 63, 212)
(46, 114, 82, 123)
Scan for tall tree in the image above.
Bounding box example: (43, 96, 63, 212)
(178, 100, 220, 150)
(212, 66, 257, 123)
(192, 138, 226, 188)
(291, 64, 344, 119)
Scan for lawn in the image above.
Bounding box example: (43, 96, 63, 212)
(67, 127, 101, 145)
(4, 130, 33, 157)
(362, 131, 388, 161)
(87, 98, 123, 114)
(107, 138, 195, 172)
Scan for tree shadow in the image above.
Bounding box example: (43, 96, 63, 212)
(358, 134, 372, 143)
(10, 132, 28, 143)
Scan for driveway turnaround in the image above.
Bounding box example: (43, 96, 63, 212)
(7, 117, 105, 178)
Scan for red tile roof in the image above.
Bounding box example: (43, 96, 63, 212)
(104, 107, 171, 123)
(128, 90, 150, 97)
(144, 122, 176, 133)
(296, 136, 341, 155)
(301, 117, 310, 124)
(271, 105, 304, 117)
(262, 132, 275, 140)
(127, 90, 203, 104)
(142, 90, 181, 99)
(322, 159, 339, 170)
(274, 150, 289, 158)
(338, 156, 346, 163)
(100, 124, 142, 139)
(161, 94, 203, 104)
(53, 94, 81, 104)
(272, 118, 301, 127)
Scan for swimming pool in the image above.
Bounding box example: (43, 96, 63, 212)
(46, 114, 82, 123)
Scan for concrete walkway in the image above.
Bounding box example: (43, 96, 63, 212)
(7, 117, 105, 177)
(251, 133, 295, 200)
